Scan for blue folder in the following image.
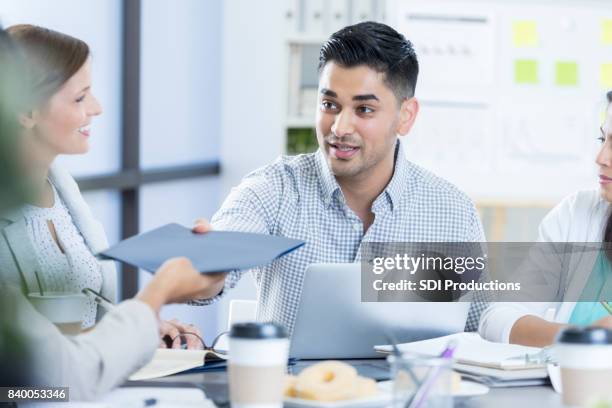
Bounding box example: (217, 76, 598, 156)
(98, 223, 305, 274)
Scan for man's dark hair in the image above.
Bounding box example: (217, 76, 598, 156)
(319, 21, 419, 102)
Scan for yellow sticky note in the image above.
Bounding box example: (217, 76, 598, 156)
(601, 63, 612, 88)
(555, 62, 578, 86)
(602, 19, 612, 45)
(512, 21, 538, 47)
(515, 60, 538, 84)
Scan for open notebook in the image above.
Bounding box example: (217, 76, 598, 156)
(375, 333, 549, 387)
(376, 332, 543, 370)
(129, 349, 227, 381)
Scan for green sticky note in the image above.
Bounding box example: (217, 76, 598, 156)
(602, 19, 612, 45)
(601, 63, 612, 88)
(512, 21, 538, 47)
(555, 62, 578, 86)
(515, 60, 538, 84)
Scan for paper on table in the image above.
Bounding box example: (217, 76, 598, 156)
(98, 223, 305, 274)
(129, 349, 226, 381)
(375, 333, 542, 370)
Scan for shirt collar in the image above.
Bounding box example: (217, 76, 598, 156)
(315, 149, 341, 208)
(383, 139, 410, 212)
(316, 139, 409, 211)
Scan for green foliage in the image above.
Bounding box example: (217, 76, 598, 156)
(287, 128, 318, 155)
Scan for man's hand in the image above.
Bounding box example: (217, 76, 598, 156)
(193, 218, 213, 234)
(137, 257, 227, 313)
(158, 319, 204, 349)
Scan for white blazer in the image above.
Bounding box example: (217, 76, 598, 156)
(4, 285, 158, 401)
(0, 162, 117, 313)
(478, 189, 610, 343)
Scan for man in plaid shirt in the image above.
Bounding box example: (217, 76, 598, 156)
(193, 22, 486, 335)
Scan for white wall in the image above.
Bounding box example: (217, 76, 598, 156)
(219, 0, 287, 197)
(140, 0, 221, 169)
(138, 0, 224, 341)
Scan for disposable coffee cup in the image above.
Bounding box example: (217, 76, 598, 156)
(228, 322, 289, 408)
(27, 292, 87, 335)
(555, 327, 612, 407)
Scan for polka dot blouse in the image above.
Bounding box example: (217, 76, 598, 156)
(22, 181, 103, 328)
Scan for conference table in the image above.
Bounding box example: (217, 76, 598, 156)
(130, 359, 564, 407)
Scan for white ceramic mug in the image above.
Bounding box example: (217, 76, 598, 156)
(27, 291, 87, 335)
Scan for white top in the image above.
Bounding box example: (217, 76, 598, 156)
(22, 181, 102, 328)
(479, 189, 609, 343)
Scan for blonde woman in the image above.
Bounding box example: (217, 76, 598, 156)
(0, 24, 200, 347)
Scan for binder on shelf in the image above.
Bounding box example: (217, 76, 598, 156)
(351, 0, 374, 24)
(304, 0, 326, 35)
(283, 0, 300, 34)
(327, 0, 349, 33)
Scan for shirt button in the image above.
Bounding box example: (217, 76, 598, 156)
(352, 222, 361, 232)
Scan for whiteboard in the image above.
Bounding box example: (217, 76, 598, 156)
(388, 0, 611, 202)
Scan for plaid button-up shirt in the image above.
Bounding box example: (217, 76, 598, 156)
(195, 141, 486, 334)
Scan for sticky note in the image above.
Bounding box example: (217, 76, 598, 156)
(602, 19, 612, 45)
(515, 60, 538, 84)
(601, 63, 612, 88)
(555, 62, 578, 86)
(512, 21, 538, 47)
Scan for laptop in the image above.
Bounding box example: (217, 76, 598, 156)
(289, 263, 471, 359)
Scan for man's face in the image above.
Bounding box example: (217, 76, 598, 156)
(315, 62, 403, 182)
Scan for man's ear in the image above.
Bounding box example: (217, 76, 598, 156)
(396, 97, 419, 136)
(19, 110, 39, 130)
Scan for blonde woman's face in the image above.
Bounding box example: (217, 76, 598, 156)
(29, 59, 102, 156)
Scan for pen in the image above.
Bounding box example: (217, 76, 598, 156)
(407, 340, 457, 408)
(82, 288, 116, 312)
(600, 301, 612, 315)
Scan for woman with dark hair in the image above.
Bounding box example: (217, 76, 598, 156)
(0, 25, 202, 347)
(0, 26, 225, 399)
(480, 93, 612, 347)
